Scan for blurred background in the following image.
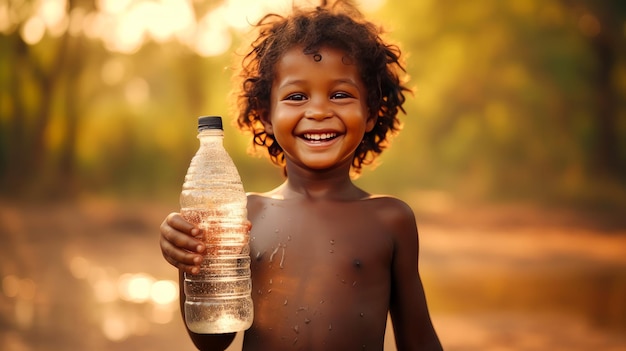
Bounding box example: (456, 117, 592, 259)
(1, 0, 625, 350)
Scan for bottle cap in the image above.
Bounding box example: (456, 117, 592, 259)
(198, 116, 223, 131)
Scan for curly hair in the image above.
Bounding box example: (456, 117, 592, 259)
(234, 0, 410, 174)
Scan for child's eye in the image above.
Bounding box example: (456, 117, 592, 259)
(285, 93, 307, 101)
(331, 92, 352, 99)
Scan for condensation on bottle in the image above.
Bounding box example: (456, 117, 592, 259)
(180, 115, 253, 334)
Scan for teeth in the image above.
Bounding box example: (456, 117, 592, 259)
(303, 133, 337, 141)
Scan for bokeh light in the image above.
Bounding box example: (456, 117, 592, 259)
(119, 272, 154, 303)
(2, 275, 20, 298)
(11, 0, 387, 55)
(69, 256, 91, 279)
(150, 280, 178, 305)
(102, 311, 128, 341)
(20, 16, 45, 45)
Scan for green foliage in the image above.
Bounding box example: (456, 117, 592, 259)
(1, 0, 625, 208)
(361, 0, 626, 205)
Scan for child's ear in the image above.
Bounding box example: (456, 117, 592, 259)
(365, 114, 377, 132)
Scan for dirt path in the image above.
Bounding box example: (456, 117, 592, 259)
(1, 199, 625, 350)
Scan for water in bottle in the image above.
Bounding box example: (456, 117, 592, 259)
(180, 115, 253, 334)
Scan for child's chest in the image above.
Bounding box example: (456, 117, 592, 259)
(245, 199, 395, 339)
(249, 201, 393, 269)
(247, 200, 394, 282)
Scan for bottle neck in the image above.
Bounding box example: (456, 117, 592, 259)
(198, 128, 224, 136)
(198, 129, 224, 148)
(198, 129, 224, 139)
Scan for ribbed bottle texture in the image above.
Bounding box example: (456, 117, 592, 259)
(180, 116, 253, 334)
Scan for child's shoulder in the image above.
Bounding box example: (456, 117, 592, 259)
(362, 195, 420, 243)
(245, 190, 285, 211)
(364, 193, 412, 207)
(363, 194, 417, 223)
(246, 191, 273, 205)
(246, 191, 282, 201)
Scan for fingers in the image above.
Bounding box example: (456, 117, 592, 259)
(160, 235, 203, 274)
(160, 212, 205, 274)
(162, 213, 205, 251)
(166, 212, 202, 238)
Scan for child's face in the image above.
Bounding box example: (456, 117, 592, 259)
(265, 46, 375, 172)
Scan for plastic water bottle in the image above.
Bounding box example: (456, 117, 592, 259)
(180, 115, 253, 334)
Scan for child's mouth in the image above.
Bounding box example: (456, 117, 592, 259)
(301, 132, 338, 142)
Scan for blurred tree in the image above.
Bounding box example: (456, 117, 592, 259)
(569, 0, 626, 179)
(1, 0, 102, 197)
(373, 0, 626, 204)
(0, 0, 624, 206)
(0, 0, 212, 199)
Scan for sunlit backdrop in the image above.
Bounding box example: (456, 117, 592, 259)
(1, 0, 626, 350)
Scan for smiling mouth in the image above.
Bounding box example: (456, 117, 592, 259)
(302, 132, 338, 142)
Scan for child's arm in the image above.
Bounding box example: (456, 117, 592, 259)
(160, 213, 237, 350)
(385, 200, 443, 351)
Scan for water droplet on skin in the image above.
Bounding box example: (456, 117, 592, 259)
(341, 279, 346, 284)
(284, 299, 288, 306)
(269, 245, 280, 262)
(360, 312, 364, 317)
(287, 235, 292, 241)
(269, 279, 273, 285)
(320, 300, 324, 304)
(354, 259, 361, 268)
(279, 247, 286, 269)
(257, 290, 262, 295)
(328, 324, 332, 331)
(293, 325, 299, 333)
(304, 318, 311, 324)
(255, 251, 263, 261)
(352, 281, 357, 286)
(274, 229, 279, 233)
(267, 289, 272, 293)
(329, 249, 334, 253)
(330, 240, 335, 245)
(293, 337, 298, 344)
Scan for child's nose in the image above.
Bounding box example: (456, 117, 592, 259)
(304, 100, 332, 120)
(304, 109, 332, 119)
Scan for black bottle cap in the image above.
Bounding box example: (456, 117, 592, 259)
(198, 116, 223, 131)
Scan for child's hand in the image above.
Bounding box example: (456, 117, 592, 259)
(159, 213, 205, 274)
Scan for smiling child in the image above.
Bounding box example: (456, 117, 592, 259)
(160, 1, 443, 350)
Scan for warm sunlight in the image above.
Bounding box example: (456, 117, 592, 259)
(119, 272, 154, 303)
(38, 0, 67, 36)
(62, 253, 181, 340)
(20, 15, 45, 45)
(18, 0, 386, 55)
(150, 280, 178, 305)
(5, 0, 626, 350)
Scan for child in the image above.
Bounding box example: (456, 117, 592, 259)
(160, 1, 443, 350)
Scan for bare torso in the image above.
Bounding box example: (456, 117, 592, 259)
(242, 193, 397, 350)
